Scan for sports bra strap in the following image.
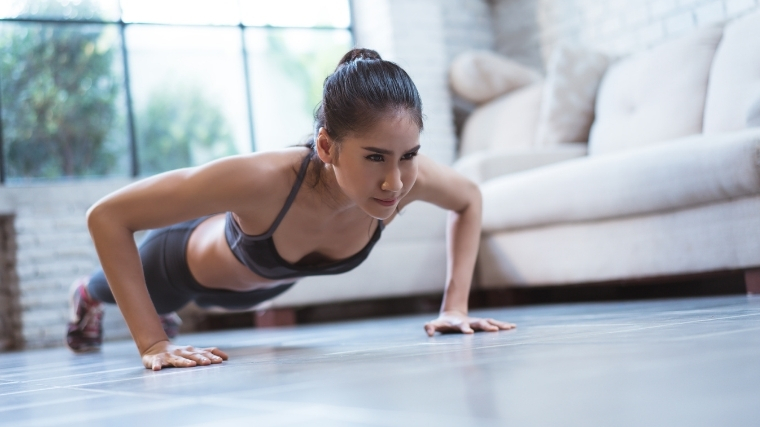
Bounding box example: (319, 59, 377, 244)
(260, 153, 312, 238)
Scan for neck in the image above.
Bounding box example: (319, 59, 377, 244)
(313, 162, 360, 216)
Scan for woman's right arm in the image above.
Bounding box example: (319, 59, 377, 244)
(86, 153, 284, 369)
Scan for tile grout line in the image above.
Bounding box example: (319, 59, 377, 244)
(4, 366, 141, 384)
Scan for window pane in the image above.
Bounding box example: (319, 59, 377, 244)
(120, 0, 240, 25)
(241, 0, 351, 28)
(125, 25, 250, 176)
(0, 22, 129, 182)
(0, 0, 121, 21)
(246, 29, 352, 152)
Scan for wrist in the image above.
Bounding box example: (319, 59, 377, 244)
(440, 308, 468, 316)
(140, 338, 170, 356)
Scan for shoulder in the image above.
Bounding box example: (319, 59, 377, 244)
(212, 147, 308, 186)
(399, 153, 480, 213)
(196, 147, 310, 209)
(142, 147, 310, 210)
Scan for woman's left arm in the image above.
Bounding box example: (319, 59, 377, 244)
(402, 154, 515, 336)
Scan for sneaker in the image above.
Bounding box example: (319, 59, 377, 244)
(159, 312, 182, 339)
(66, 276, 182, 350)
(66, 276, 103, 353)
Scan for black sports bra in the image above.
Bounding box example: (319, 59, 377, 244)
(224, 153, 384, 280)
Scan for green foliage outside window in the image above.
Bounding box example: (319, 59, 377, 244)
(0, 0, 352, 182)
(265, 32, 348, 119)
(0, 22, 123, 179)
(137, 82, 236, 176)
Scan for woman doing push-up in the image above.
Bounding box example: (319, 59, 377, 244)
(66, 48, 516, 370)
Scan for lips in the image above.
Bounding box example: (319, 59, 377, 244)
(373, 197, 397, 207)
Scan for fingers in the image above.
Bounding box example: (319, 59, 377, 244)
(204, 347, 229, 361)
(143, 345, 228, 371)
(168, 355, 197, 368)
(424, 320, 470, 336)
(148, 354, 196, 371)
(202, 352, 225, 363)
(181, 351, 212, 366)
(180, 349, 227, 366)
(470, 318, 517, 332)
(424, 318, 517, 336)
(424, 322, 436, 337)
(459, 322, 475, 334)
(486, 318, 517, 330)
(471, 318, 498, 332)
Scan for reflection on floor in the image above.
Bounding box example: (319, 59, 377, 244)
(1, 295, 759, 426)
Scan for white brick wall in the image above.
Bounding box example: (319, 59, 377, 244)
(0, 180, 133, 348)
(491, 0, 760, 68)
(492, 0, 546, 71)
(439, 0, 494, 62)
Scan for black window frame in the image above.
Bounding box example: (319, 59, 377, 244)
(0, 3, 354, 184)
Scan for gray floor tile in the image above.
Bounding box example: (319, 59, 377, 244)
(1, 295, 759, 426)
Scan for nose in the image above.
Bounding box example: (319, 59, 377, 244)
(382, 166, 403, 192)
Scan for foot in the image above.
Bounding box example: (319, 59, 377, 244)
(66, 276, 103, 353)
(159, 312, 182, 339)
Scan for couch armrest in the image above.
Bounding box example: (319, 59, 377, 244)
(453, 144, 588, 184)
(481, 128, 760, 232)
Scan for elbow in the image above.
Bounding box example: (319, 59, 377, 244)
(465, 180, 482, 215)
(86, 201, 105, 234)
(86, 199, 122, 235)
(453, 180, 482, 218)
(471, 181, 482, 210)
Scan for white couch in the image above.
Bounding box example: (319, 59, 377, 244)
(451, 11, 760, 289)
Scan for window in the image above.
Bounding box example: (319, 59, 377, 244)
(0, 0, 352, 183)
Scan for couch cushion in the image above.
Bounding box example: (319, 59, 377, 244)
(481, 128, 760, 232)
(459, 82, 544, 156)
(535, 43, 610, 146)
(449, 51, 541, 105)
(749, 99, 760, 128)
(589, 26, 724, 155)
(454, 144, 587, 184)
(703, 10, 760, 133)
(478, 196, 760, 286)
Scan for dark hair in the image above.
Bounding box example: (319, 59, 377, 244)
(304, 48, 423, 187)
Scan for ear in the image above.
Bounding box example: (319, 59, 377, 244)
(316, 127, 337, 164)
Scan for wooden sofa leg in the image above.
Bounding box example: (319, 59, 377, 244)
(254, 308, 296, 327)
(744, 269, 760, 295)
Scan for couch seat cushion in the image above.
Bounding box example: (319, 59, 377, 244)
(481, 129, 760, 232)
(589, 26, 723, 155)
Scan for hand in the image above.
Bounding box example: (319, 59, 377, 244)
(424, 310, 516, 337)
(141, 340, 229, 371)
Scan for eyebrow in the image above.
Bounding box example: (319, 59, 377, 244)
(362, 145, 421, 155)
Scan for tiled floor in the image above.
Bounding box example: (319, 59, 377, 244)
(1, 295, 759, 426)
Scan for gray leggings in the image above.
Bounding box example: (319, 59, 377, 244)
(87, 216, 295, 314)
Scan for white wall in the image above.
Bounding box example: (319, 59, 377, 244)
(491, 0, 760, 70)
(0, 181, 132, 348)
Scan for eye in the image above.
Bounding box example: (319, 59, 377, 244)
(366, 154, 384, 162)
(402, 151, 419, 161)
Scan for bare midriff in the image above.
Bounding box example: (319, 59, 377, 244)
(185, 214, 297, 292)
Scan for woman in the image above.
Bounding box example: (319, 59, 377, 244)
(67, 48, 516, 370)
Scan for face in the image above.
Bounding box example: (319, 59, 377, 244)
(317, 111, 421, 219)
